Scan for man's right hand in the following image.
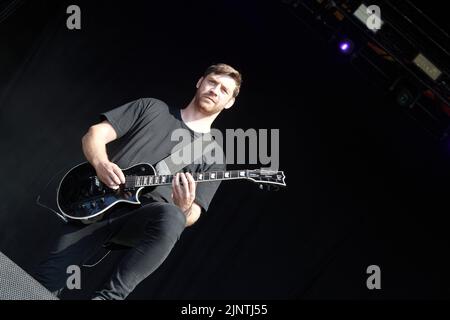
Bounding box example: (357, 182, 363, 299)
(93, 161, 126, 190)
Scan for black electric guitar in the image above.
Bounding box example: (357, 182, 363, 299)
(56, 162, 286, 222)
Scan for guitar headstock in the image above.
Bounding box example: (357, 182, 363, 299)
(247, 168, 287, 189)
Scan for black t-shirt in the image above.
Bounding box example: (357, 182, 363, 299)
(100, 97, 225, 213)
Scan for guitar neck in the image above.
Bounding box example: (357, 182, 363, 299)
(126, 170, 249, 188)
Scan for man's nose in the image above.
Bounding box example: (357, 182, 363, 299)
(209, 86, 220, 96)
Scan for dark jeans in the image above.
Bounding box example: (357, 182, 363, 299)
(32, 198, 186, 300)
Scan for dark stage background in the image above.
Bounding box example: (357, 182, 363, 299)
(0, 0, 449, 299)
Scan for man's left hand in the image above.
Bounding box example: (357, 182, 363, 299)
(172, 172, 196, 213)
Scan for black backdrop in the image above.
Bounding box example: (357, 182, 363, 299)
(0, 0, 449, 299)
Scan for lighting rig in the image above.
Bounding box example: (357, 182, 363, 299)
(281, 0, 450, 140)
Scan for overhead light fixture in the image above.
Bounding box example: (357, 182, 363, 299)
(413, 53, 442, 81)
(338, 39, 354, 55)
(390, 78, 420, 109)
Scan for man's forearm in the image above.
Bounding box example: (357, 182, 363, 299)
(184, 202, 202, 227)
(81, 131, 109, 167)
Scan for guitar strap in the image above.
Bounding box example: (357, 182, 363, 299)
(155, 132, 217, 174)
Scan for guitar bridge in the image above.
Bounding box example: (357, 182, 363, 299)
(93, 177, 100, 187)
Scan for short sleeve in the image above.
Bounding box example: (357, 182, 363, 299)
(99, 98, 147, 139)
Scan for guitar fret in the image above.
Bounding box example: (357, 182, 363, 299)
(132, 170, 251, 187)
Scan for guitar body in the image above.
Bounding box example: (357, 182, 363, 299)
(57, 162, 155, 222)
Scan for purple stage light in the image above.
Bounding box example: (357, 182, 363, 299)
(338, 39, 354, 54)
(340, 43, 349, 51)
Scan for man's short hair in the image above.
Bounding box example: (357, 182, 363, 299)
(203, 63, 242, 98)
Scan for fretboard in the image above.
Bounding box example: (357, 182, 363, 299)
(125, 170, 248, 188)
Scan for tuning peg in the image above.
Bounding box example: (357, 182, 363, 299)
(258, 184, 280, 192)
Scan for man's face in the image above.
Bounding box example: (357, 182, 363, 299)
(194, 73, 236, 115)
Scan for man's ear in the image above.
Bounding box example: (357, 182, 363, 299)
(196, 77, 204, 89)
(224, 97, 235, 110)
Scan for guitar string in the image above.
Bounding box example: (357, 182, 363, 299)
(124, 171, 245, 185)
